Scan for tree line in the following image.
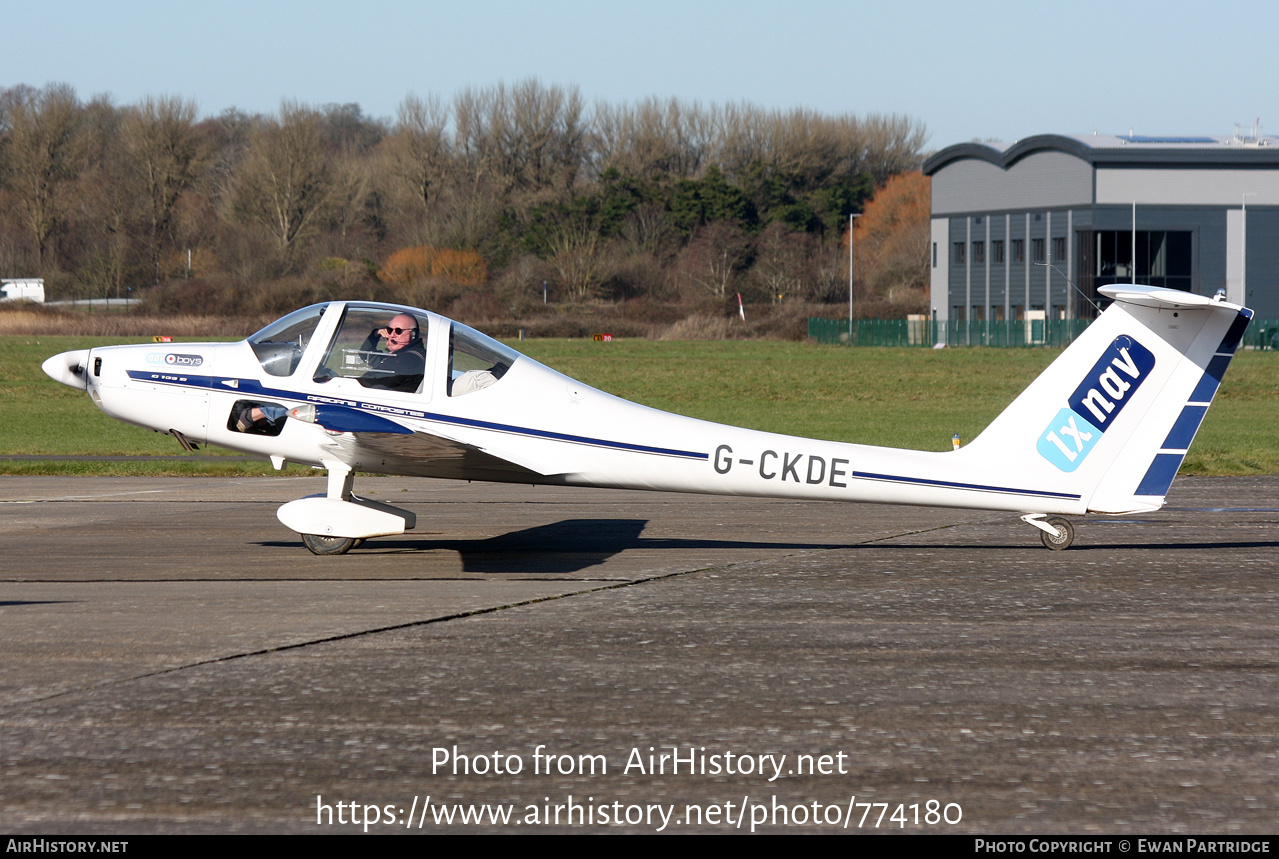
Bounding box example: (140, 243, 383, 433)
(0, 80, 930, 318)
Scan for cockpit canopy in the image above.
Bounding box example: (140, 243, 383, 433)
(246, 302, 521, 398)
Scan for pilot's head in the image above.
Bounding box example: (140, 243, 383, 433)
(385, 314, 418, 352)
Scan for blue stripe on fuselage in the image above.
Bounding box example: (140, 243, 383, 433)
(126, 371, 708, 461)
(852, 470, 1081, 501)
(128, 371, 1075, 498)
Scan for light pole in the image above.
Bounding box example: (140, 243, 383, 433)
(848, 212, 861, 340)
(1131, 202, 1137, 285)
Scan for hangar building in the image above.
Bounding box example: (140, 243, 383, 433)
(924, 131, 1279, 325)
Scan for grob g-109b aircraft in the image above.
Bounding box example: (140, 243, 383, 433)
(43, 284, 1251, 554)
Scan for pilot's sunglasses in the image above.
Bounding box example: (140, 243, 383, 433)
(387, 327, 415, 335)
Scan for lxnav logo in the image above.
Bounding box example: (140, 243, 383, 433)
(1037, 336, 1155, 472)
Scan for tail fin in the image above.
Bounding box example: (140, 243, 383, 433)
(962, 285, 1251, 514)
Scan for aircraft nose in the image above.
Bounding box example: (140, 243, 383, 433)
(42, 349, 91, 391)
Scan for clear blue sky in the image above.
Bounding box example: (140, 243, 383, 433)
(8, 0, 1272, 150)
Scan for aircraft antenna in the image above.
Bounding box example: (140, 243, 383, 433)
(1035, 262, 1103, 315)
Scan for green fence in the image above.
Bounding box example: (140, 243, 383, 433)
(809, 317, 1279, 349)
(808, 317, 1091, 347)
(1249, 320, 1279, 350)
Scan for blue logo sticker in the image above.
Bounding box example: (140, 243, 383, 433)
(1067, 337, 1155, 433)
(1038, 336, 1155, 472)
(1037, 408, 1103, 472)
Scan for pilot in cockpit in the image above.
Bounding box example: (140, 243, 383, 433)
(234, 311, 427, 434)
(356, 313, 426, 392)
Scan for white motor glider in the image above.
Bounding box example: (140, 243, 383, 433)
(43, 285, 1251, 554)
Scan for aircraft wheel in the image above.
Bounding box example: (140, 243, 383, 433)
(301, 533, 358, 555)
(1040, 517, 1074, 551)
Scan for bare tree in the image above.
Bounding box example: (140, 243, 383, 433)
(713, 105, 927, 191)
(859, 114, 929, 184)
(712, 102, 768, 180)
(593, 97, 710, 182)
(620, 203, 679, 260)
(750, 222, 813, 301)
(547, 218, 608, 299)
(506, 79, 587, 193)
(381, 93, 451, 242)
(225, 101, 333, 270)
(0, 83, 85, 270)
(454, 79, 586, 197)
(327, 146, 373, 245)
(319, 102, 383, 153)
(766, 109, 842, 191)
(121, 96, 211, 282)
(71, 94, 134, 299)
(677, 220, 751, 298)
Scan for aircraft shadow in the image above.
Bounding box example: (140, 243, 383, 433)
(0, 601, 79, 607)
(860, 540, 1279, 552)
(262, 518, 855, 574)
(261, 520, 1277, 573)
(1071, 539, 1279, 551)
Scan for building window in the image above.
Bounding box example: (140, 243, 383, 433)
(1093, 230, 1192, 291)
(953, 305, 966, 322)
(1012, 239, 1025, 263)
(932, 242, 937, 267)
(993, 240, 1004, 263)
(1052, 237, 1066, 261)
(1033, 238, 1046, 263)
(972, 241, 985, 264)
(954, 242, 966, 264)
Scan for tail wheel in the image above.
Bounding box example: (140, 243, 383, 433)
(1040, 517, 1074, 551)
(301, 533, 358, 555)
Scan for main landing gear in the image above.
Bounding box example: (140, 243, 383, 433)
(1020, 513, 1075, 550)
(301, 534, 365, 555)
(276, 459, 415, 555)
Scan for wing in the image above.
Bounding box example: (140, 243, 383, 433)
(297, 403, 562, 483)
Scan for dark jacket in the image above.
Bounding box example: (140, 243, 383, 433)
(358, 332, 426, 392)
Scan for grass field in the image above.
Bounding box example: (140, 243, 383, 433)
(4, 335, 1276, 476)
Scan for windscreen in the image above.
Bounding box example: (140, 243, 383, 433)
(247, 304, 328, 377)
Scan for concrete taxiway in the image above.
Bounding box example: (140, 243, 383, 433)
(1, 475, 1276, 833)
